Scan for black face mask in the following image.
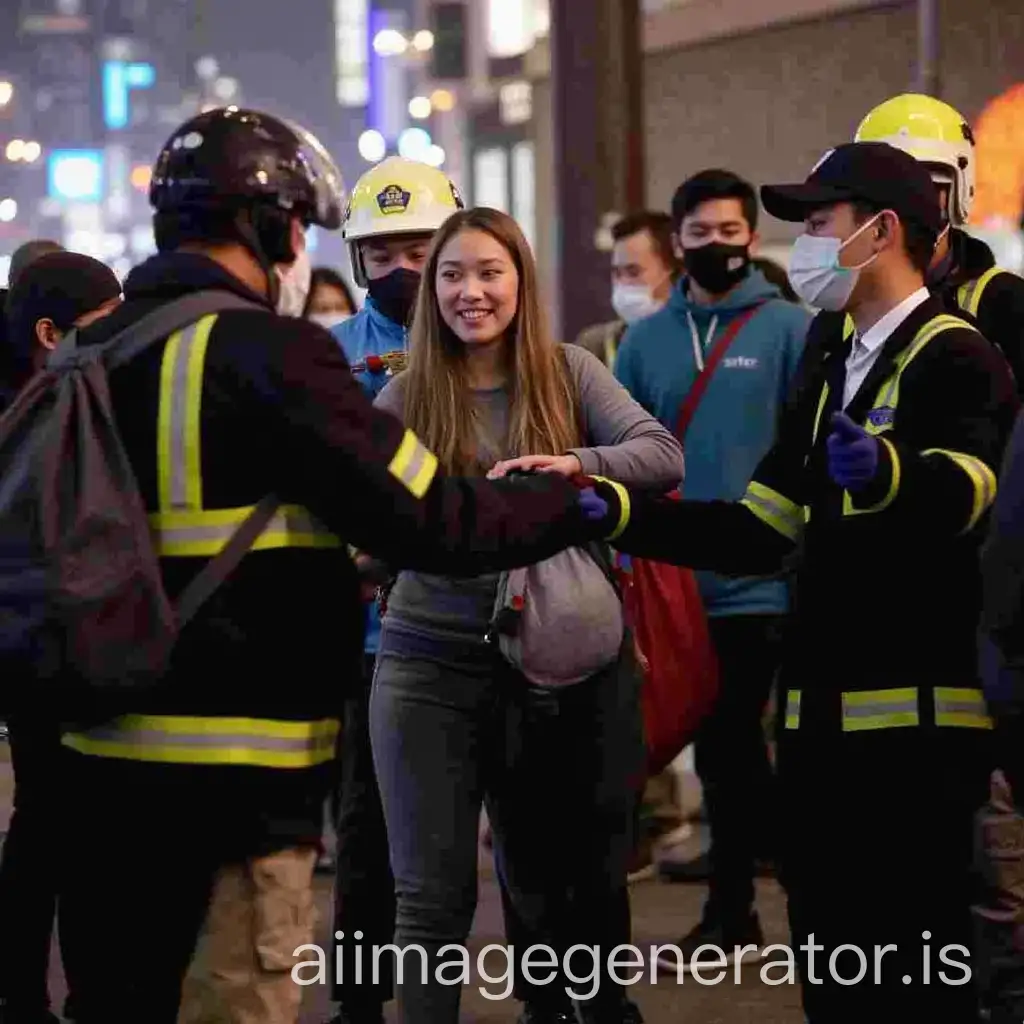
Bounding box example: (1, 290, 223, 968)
(367, 267, 422, 326)
(683, 242, 751, 295)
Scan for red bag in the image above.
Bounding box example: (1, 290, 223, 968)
(617, 304, 763, 774)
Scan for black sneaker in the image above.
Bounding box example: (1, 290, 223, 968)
(654, 913, 764, 975)
(322, 1007, 386, 1024)
(517, 1006, 575, 1024)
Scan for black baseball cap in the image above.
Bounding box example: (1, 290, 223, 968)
(760, 142, 942, 236)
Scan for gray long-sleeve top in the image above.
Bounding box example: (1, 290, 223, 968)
(372, 343, 683, 649)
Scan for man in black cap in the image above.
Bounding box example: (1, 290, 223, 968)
(577, 142, 1020, 1021)
(0, 249, 120, 1024)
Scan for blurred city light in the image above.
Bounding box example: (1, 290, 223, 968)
(130, 164, 152, 191)
(358, 129, 386, 163)
(424, 145, 446, 168)
(213, 76, 238, 101)
(195, 56, 219, 80)
(408, 96, 432, 119)
(373, 29, 408, 56)
(0, 82, 12, 108)
(0, 199, 17, 223)
(21, 141, 41, 163)
(397, 127, 432, 161)
(5, 139, 24, 161)
(412, 30, 435, 52)
(430, 89, 456, 112)
(47, 150, 104, 202)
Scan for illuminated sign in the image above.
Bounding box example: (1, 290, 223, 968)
(334, 0, 369, 107)
(47, 149, 104, 202)
(102, 60, 155, 130)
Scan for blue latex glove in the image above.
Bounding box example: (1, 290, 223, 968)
(579, 486, 609, 521)
(826, 411, 879, 491)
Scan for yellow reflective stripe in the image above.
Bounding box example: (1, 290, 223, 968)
(784, 689, 801, 730)
(957, 267, 1002, 319)
(740, 481, 803, 542)
(842, 688, 919, 731)
(934, 687, 993, 729)
(603, 331, 617, 369)
(842, 315, 855, 342)
(149, 503, 341, 557)
(921, 448, 997, 532)
(157, 316, 217, 512)
(871, 315, 964, 416)
(842, 437, 901, 516)
(62, 715, 340, 768)
(592, 475, 630, 540)
(388, 428, 439, 499)
(811, 382, 830, 446)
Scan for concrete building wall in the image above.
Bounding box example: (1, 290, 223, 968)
(642, 0, 1024, 243)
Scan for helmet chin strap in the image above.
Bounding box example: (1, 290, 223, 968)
(234, 210, 281, 308)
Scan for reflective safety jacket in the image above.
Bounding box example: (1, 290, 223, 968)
(57, 253, 599, 852)
(610, 297, 1020, 742)
(825, 231, 1024, 395)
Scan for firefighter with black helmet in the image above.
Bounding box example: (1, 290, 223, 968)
(53, 107, 624, 1024)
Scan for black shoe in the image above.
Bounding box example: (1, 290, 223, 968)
(517, 1008, 576, 1024)
(657, 850, 710, 882)
(323, 1008, 385, 1024)
(573, 996, 644, 1024)
(0, 1008, 61, 1024)
(654, 913, 764, 975)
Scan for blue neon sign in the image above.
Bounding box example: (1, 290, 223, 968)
(102, 60, 155, 130)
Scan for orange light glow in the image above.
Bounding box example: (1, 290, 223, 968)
(130, 165, 152, 191)
(972, 83, 1024, 228)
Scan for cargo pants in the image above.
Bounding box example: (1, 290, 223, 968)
(178, 846, 319, 1024)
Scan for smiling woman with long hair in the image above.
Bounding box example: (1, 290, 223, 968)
(370, 207, 683, 1024)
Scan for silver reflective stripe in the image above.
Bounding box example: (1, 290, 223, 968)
(842, 699, 917, 721)
(74, 725, 332, 753)
(167, 321, 200, 509)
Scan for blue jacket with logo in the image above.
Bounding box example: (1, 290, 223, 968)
(614, 268, 812, 617)
(331, 298, 408, 653)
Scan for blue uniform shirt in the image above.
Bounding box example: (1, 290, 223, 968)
(331, 298, 408, 652)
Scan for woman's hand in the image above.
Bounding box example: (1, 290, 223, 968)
(487, 453, 583, 480)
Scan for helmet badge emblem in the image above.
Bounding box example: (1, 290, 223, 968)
(377, 184, 411, 214)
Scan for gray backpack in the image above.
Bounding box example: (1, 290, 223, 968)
(0, 289, 277, 723)
(487, 540, 625, 687)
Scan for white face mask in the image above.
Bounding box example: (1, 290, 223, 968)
(307, 310, 352, 330)
(787, 213, 883, 311)
(275, 245, 312, 317)
(611, 280, 667, 324)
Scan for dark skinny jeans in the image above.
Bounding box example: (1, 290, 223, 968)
(369, 632, 645, 1024)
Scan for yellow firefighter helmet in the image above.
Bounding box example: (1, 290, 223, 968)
(342, 155, 464, 286)
(855, 93, 975, 226)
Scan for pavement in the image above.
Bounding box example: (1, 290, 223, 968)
(0, 743, 803, 1022)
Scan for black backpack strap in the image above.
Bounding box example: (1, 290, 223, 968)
(174, 494, 281, 627)
(49, 290, 266, 371)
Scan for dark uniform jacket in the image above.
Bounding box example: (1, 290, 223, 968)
(60, 252, 603, 854)
(790, 230, 1024, 402)
(609, 295, 1019, 740)
(937, 228, 1024, 390)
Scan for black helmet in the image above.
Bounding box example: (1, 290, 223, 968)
(149, 106, 345, 230)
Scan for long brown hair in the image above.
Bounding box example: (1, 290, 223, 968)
(400, 207, 580, 474)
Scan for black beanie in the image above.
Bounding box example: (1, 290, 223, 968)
(5, 251, 121, 370)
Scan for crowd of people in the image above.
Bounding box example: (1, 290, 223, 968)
(0, 90, 1023, 1024)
